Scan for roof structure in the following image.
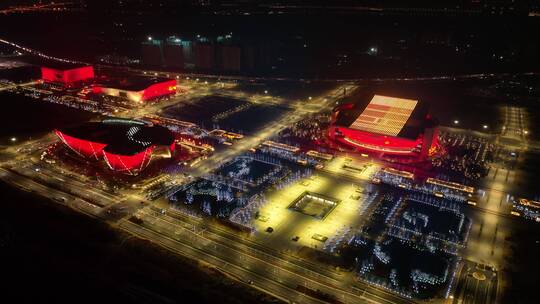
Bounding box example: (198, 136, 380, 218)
(40, 61, 90, 71)
(57, 119, 174, 155)
(334, 94, 431, 140)
(94, 76, 174, 92)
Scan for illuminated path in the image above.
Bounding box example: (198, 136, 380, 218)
(0, 2, 74, 15)
(0, 80, 38, 92)
(499, 105, 528, 147)
(0, 37, 85, 65)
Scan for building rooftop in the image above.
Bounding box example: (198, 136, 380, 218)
(57, 119, 174, 155)
(334, 94, 433, 140)
(40, 61, 91, 71)
(94, 76, 175, 92)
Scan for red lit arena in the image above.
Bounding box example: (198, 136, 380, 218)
(92, 76, 177, 103)
(55, 119, 175, 175)
(41, 63, 94, 86)
(328, 95, 439, 161)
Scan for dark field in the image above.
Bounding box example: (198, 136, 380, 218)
(218, 104, 288, 134)
(0, 182, 280, 304)
(163, 95, 288, 134)
(0, 92, 97, 144)
(162, 95, 248, 127)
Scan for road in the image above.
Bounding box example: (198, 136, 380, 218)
(122, 206, 416, 304)
(0, 167, 103, 217)
(499, 106, 528, 146)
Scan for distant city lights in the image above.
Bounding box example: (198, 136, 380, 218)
(368, 46, 378, 55)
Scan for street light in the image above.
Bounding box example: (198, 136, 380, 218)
(453, 120, 459, 125)
(483, 125, 489, 129)
(264, 90, 268, 94)
(10, 137, 16, 142)
(147, 36, 152, 41)
(308, 96, 312, 100)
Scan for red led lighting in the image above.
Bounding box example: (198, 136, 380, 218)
(141, 79, 177, 101)
(103, 146, 155, 175)
(55, 130, 106, 160)
(41, 66, 94, 84)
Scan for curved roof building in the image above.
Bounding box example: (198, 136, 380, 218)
(328, 95, 438, 159)
(55, 119, 175, 175)
(92, 76, 177, 102)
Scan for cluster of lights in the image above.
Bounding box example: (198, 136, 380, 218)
(408, 196, 462, 214)
(444, 258, 461, 299)
(390, 269, 399, 287)
(410, 268, 448, 286)
(385, 197, 403, 224)
(358, 274, 413, 299)
(127, 126, 151, 146)
(373, 244, 391, 264)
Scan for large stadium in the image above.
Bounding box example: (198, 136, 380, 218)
(55, 119, 175, 175)
(328, 94, 439, 159)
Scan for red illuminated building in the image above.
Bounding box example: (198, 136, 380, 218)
(92, 76, 177, 102)
(55, 119, 175, 175)
(328, 95, 439, 160)
(41, 63, 94, 86)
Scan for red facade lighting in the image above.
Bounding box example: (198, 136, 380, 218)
(54, 120, 175, 175)
(41, 66, 94, 84)
(55, 130, 106, 160)
(141, 79, 177, 101)
(103, 146, 154, 175)
(328, 95, 439, 159)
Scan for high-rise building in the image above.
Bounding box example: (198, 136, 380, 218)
(164, 38, 185, 69)
(142, 38, 164, 67)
